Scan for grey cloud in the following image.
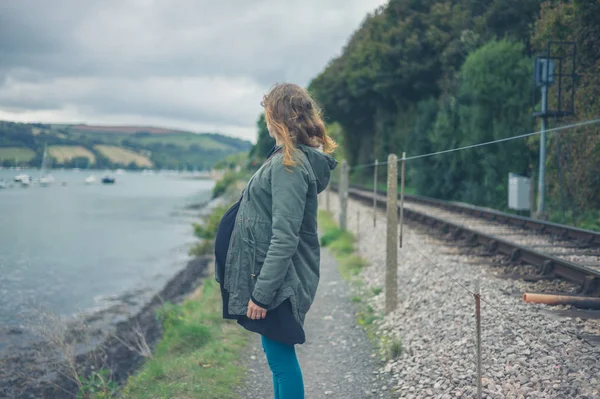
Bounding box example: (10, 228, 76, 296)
(0, 0, 386, 141)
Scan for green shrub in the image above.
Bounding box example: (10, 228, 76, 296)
(212, 172, 238, 198)
(77, 369, 118, 399)
(188, 240, 214, 257)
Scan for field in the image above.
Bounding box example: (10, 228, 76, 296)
(94, 145, 153, 167)
(136, 134, 229, 151)
(70, 124, 184, 135)
(0, 147, 36, 162)
(48, 146, 96, 163)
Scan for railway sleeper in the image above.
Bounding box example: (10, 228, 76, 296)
(580, 276, 600, 297)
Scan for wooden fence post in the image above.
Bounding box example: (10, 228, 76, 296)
(373, 159, 378, 227)
(385, 154, 398, 313)
(339, 160, 349, 231)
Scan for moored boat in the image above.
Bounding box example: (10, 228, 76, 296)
(102, 175, 116, 184)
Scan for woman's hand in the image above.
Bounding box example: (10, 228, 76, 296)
(247, 299, 267, 320)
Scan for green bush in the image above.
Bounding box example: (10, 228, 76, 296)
(212, 172, 238, 198)
(193, 203, 229, 241)
(188, 240, 214, 257)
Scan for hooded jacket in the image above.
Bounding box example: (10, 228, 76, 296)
(219, 144, 338, 326)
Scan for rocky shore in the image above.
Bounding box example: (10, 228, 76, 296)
(0, 254, 212, 399)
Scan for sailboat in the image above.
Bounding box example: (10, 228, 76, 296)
(39, 145, 55, 187)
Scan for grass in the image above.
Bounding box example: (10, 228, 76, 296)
(121, 278, 250, 399)
(49, 145, 96, 163)
(319, 210, 367, 280)
(94, 145, 153, 167)
(0, 147, 36, 162)
(318, 209, 402, 361)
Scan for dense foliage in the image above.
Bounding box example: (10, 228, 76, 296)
(249, 113, 275, 162)
(309, 0, 599, 227)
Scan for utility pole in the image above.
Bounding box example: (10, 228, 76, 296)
(533, 41, 577, 218)
(537, 82, 548, 216)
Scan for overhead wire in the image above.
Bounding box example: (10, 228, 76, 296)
(349, 117, 600, 171)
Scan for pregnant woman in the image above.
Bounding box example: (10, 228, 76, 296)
(215, 82, 338, 398)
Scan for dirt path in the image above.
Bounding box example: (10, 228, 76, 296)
(239, 249, 391, 399)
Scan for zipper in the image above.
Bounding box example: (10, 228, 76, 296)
(249, 228, 257, 279)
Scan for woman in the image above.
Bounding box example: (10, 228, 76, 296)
(215, 82, 338, 398)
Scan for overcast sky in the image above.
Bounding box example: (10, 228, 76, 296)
(0, 0, 386, 142)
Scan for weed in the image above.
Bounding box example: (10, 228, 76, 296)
(389, 339, 403, 359)
(77, 368, 118, 399)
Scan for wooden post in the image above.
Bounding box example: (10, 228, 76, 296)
(475, 280, 482, 399)
(399, 152, 406, 248)
(356, 208, 360, 254)
(339, 160, 349, 231)
(385, 154, 398, 313)
(373, 159, 378, 227)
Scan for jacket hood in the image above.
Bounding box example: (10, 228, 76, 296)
(298, 144, 338, 194)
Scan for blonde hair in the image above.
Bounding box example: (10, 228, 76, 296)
(262, 83, 337, 167)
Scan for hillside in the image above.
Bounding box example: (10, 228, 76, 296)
(0, 121, 252, 170)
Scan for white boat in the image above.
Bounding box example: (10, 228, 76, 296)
(39, 145, 54, 187)
(0, 179, 7, 189)
(40, 175, 55, 186)
(115, 169, 125, 175)
(14, 173, 29, 183)
(84, 175, 96, 185)
(20, 176, 32, 187)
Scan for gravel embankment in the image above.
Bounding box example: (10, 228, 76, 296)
(239, 249, 392, 399)
(326, 192, 600, 399)
(403, 201, 600, 271)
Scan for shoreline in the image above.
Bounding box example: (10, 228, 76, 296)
(0, 194, 226, 399)
(0, 255, 213, 399)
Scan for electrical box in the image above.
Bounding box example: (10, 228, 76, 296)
(508, 173, 531, 211)
(535, 57, 555, 87)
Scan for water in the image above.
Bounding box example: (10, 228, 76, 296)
(0, 169, 213, 334)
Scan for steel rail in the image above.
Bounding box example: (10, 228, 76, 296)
(330, 184, 600, 296)
(349, 184, 600, 246)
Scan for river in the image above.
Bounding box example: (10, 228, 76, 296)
(0, 169, 213, 353)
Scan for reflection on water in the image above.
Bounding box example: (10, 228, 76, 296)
(0, 170, 213, 333)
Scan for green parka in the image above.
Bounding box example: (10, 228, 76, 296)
(220, 144, 337, 326)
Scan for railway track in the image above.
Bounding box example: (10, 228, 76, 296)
(332, 184, 600, 297)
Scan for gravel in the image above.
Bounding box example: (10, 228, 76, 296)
(238, 249, 392, 398)
(325, 192, 600, 399)
(403, 200, 600, 270)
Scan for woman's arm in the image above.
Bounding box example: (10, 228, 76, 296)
(251, 157, 308, 308)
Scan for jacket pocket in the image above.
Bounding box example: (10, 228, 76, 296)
(243, 237, 268, 280)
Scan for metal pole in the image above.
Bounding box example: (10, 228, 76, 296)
(399, 152, 406, 248)
(537, 84, 548, 217)
(373, 159, 378, 227)
(385, 154, 398, 314)
(475, 280, 482, 399)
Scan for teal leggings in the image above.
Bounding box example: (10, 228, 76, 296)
(261, 336, 304, 399)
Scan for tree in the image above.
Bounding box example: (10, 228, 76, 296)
(249, 113, 275, 160)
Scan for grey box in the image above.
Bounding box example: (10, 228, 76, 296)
(508, 173, 530, 211)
